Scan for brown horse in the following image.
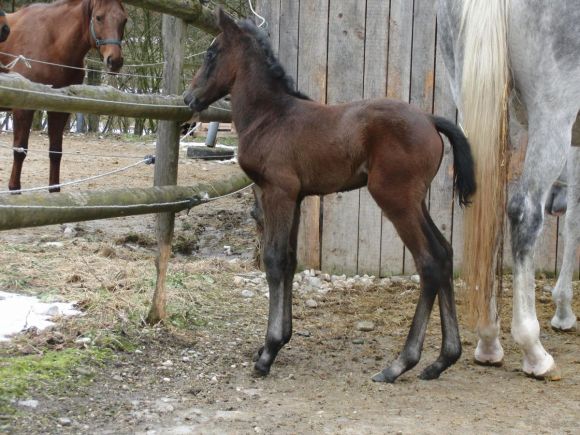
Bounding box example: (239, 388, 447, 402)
(184, 9, 476, 383)
(0, 3, 9, 43)
(0, 0, 127, 192)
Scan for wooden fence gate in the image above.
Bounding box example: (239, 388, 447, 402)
(258, 0, 578, 279)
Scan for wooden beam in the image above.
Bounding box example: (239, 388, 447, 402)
(0, 73, 231, 123)
(123, 0, 220, 35)
(0, 172, 252, 231)
(148, 14, 187, 324)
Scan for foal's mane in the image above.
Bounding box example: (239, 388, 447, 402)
(238, 19, 311, 101)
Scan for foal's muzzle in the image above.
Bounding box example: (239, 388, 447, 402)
(184, 92, 209, 112)
(0, 24, 10, 43)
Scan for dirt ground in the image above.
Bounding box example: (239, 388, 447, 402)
(0, 133, 578, 434)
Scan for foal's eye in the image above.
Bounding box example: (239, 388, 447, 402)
(206, 50, 216, 61)
(96, 15, 103, 22)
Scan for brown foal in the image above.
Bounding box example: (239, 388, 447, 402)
(0, 0, 127, 192)
(184, 9, 476, 383)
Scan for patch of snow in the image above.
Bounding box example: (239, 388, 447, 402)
(0, 291, 81, 341)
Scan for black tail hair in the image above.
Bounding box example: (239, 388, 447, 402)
(431, 115, 476, 207)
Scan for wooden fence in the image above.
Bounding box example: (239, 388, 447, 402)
(258, 0, 579, 279)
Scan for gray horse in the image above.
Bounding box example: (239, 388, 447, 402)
(438, 0, 579, 379)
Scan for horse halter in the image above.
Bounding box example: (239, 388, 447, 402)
(90, 17, 122, 48)
(0, 11, 6, 17)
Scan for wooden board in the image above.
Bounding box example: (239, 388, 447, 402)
(404, 0, 437, 274)
(278, 1, 299, 80)
(380, 0, 413, 276)
(357, 0, 390, 276)
(295, 0, 330, 270)
(431, 17, 458, 272)
(321, 0, 366, 275)
(257, 0, 281, 55)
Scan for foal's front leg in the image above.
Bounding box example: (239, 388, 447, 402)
(254, 188, 300, 376)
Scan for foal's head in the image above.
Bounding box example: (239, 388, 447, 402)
(85, 0, 127, 72)
(0, 3, 9, 43)
(184, 8, 246, 112)
(184, 8, 306, 112)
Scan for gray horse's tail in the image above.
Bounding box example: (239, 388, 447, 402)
(460, 0, 511, 327)
(431, 115, 476, 207)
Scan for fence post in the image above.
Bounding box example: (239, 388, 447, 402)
(147, 15, 186, 324)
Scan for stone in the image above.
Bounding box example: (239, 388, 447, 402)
(18, 399, 39, 409)
(241, 289, 255, 298)
(307, 277, 323, 288)
(352, 338, 365, 345)
(161, 360, 173, 367)
(542, 285, 553, 293)
(410, 274, 421, 284)
(356, 321, 375, 332)
(296, 330, 311, 337)
(305, 299, 318, 308)
(74, 337, 91, 345)
(233, 276, 245, 287)
(58, 417, 72, 427)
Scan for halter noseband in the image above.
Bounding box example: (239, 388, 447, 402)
(90, 17, 122, 48)
(0, 11, 6, 17)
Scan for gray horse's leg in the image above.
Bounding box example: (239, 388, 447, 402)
(507, 110, 573, 379)
(551, 147, 579, 331)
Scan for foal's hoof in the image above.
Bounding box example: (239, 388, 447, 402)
(371, 370, 397, 383)
(253, 360, 271, 377)
(418, 366, 442, 381)
(252, 346, 264, 362)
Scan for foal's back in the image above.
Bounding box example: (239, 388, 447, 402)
(238, 97, 444, 197)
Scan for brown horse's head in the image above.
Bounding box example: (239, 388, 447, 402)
(0, 3, 10, 43)
(184, 8, 246, 112)
(86, 0, 127, 72)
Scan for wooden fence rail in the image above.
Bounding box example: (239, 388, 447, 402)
(0, 73, 231, 123)
(0, 172, 252, 231)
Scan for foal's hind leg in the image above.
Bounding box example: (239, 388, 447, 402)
(369, 195, 457, 382)
(551, 148, 579, 331)
(8, 109, 34, 192)
(418, 210, 462, 380)
(47, 112, 70, 193)
(254, 185, 301, 375)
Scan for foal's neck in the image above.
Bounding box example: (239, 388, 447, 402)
(230, 62, 296, 135)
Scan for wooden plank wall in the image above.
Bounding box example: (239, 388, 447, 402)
(258, 0, 579, 279)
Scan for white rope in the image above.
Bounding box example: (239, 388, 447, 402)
(0, 84, 232, 113)
(248, 0, 266, 28)
(0, 182, 255, 210)
(85, 50, 208, 68)
(0, 84, 187, 109)
(0, 142, 150, 160)
(0, 157, 152, 195)
(0, 51, 162, 80)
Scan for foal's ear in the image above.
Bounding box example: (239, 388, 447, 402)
(216, 7, 240, 36)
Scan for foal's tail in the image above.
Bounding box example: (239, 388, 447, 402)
(431, 115, 476, 207)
